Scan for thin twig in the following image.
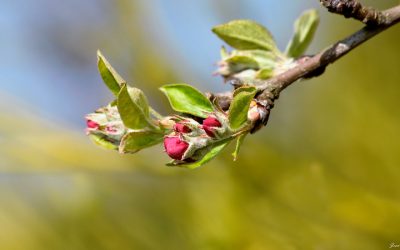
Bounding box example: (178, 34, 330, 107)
(320, 0, 388, 25)
(213, 3, 400, 133)
(258, 4, 400, 95)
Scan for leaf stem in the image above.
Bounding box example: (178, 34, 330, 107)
(150, 107, 164, 120)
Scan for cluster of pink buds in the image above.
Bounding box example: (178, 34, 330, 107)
(85, 105, 126, 146)
(163, 114, 228, 163)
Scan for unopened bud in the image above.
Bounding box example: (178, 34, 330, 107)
(202, 116, 222, 137)
(86, 119, 99, 129)
(163, 136, 189, 160)
(174, 123, 192, 133)
(85, 105, 126, 142)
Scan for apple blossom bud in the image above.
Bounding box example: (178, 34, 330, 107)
(202, 116, 222, 137)
(85, 105, 126, 143)
(86, 119, 99, 129)
(164, 136, 189, 160)
(174, 123, 192, 133)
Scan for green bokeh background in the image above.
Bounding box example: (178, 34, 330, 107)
(1, 0, 399, 249)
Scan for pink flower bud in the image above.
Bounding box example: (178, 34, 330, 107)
(163, 136, 189, 160)
(202, 116, 222, 137)
(173, 123, 192, 133)
(86, 119, 99, 129)
(203, 116, 222, 127)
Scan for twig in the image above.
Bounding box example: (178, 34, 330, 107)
(319, 0, 389, 25)
(213, 3, 400, 133)
(258, 4, 400, 95)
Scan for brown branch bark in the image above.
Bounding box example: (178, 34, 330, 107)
(257, 4, 400, 95)
(319, 0, 388, 26)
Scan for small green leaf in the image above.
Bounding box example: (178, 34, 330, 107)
(232, 50, 278, 68)
(220, 46, 229, 59)
(181, 142, 230, 169)
(117, 84, 154, 130)
(232, 69, 257, 80)
(256, 68, 274, 79)
(97, 50, 126, 96)
(226, 55, 259, 72)
(110, 99, 118, 107)
(212, 20, 278, 52)
(226, 55, 259, 67)
(285, 9, 319, 58)
(232, 134, 246, 161)
(160, 84, 213, 118)
(229, 86, 257, 130)
(89, 134, 118, 150)
(119, 130, 164, 154)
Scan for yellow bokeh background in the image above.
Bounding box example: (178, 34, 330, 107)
(1, 0, 399, 249)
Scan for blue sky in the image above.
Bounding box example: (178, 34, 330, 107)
(0, 0, 319, 128)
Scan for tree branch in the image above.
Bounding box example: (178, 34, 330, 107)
(259, 4, 400, 95)
(213, 3, 400, 133)
(319, 0, 389, 26)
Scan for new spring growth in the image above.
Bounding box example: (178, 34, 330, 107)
(87, 9, 321, 168)
(85, 105, 126, 149)
(162, 113, 236, 165)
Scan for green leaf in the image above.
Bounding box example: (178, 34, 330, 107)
(181, 142, 230, 169)
(226, 55, 259, 66)
(97, 50, 126, 96)
(117, 84, 154, 130)
(232, 134, 246, 161)
(160, 84, 213, 118)
(89, 134, 118, 150)
(285, 9, 319, 58)
(256, 68, 274, 79)
(119, 130, 164, 154)
(232, 69, 257, 80)
(226, 55, 259, 72)
(229, 86, 257, 130)
(220, 46, 229, 59)
(232, 50, 278, 68)
(212, 20, 278, 52)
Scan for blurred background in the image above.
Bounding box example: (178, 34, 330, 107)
(1, 0, 400, 249)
